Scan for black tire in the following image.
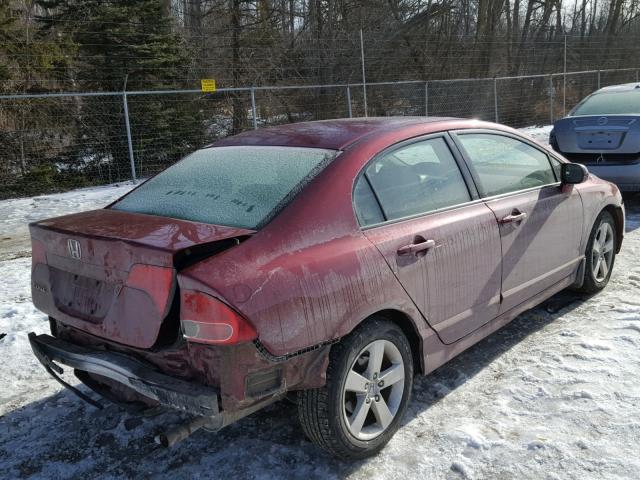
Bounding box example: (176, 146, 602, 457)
(577, 210, 617, 294)
(298, 318, 414, 459)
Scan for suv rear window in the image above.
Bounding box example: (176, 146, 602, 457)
(112, 146, 338, 229)
(573, 91, 640, 115)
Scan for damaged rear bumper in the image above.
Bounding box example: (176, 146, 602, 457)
(28, 332, 220, 418)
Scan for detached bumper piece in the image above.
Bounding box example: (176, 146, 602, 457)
(28, 333, 219, 418)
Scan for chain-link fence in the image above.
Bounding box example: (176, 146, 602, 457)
(1, 67, 638, 199)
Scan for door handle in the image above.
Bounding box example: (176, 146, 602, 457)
(397, 238, 436, 256)
(500, 211, 527, 224)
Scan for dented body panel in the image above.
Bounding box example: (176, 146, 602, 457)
(30, 209, 253, 349)
(51, 321, 329, 414)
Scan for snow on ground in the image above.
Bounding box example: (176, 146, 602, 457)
(0, 182, 135, 261)
(519, 125, 553, 144)
(2, 129, 640, 479)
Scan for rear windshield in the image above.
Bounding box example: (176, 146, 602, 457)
(572, 91, 640, 116)
(112, 146, 337, 229)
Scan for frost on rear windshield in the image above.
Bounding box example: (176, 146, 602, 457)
(573, 91, 640, 116)
(111, 146, 338, 229)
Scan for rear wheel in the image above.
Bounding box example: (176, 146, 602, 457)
(298, 318, 413, 459)
(578, 210, 617, 294)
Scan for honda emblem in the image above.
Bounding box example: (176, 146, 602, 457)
(67, 239, 82, 260)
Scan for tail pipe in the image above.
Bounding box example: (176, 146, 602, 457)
(154, 393, 284, 447)
(154, 415, 213, 447)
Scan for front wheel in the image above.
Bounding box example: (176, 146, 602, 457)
(298, 318, 413, 459)
(578, 210, 617, 294)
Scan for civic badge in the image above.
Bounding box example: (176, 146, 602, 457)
(67, 239, 82, 260)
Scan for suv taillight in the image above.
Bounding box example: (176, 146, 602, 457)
(180, 290, 257, 345)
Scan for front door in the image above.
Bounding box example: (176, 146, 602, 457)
(454, 132, 584, 312)
(353, 135, 503, 344)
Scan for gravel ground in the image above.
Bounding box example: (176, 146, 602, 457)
(2, 131, 640, 480)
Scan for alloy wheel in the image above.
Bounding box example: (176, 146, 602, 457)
(591, 221, 614, 282)
(342, 339, 405, 441)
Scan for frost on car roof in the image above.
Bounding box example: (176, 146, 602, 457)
(212, 117, 457, 150)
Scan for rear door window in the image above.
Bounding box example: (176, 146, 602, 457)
(457, 133, 557, 197)
(354, 137, 471, 224)
(112, 146, 337, 229)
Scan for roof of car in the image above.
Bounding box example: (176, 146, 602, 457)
(212, 117, 460, 150)
(596, 82, 640, 93)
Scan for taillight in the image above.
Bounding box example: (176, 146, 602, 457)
(180, 290, 257, 345)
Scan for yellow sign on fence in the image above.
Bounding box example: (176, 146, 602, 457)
(200, 79, 217, 93)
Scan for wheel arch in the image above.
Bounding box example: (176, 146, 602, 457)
(602, 204, 624, 253)
(346, 309, 425, 375)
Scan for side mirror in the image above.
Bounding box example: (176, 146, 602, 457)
(561, 163, 589, 184)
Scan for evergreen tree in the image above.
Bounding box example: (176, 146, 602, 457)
(0, 0, 75, 197)
(0, 0, 71, 92)
(37, 0, 206, 181)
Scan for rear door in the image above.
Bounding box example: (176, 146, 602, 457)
(453, 131, 583, 313)
(354, 134, 503, 344)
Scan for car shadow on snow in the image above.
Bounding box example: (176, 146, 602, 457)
(405, 290, 586, 414)
(0, 290, 591, 479)
(622, 192, 640, 232)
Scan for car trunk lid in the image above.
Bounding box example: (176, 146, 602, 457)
(30, 209, 254, 349)
(554, 116, 640, 161)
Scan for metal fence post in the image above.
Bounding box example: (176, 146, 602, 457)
(360, 29, 368, 117)
(493, 77, 499, 122)
(250, 87, 258, 129)
(122, 91, 137, 183)
(549, 75, 554, 124)
(346, 86, 353, 118)
(563, 35, 567, 116)
(424, 81, 429, 116)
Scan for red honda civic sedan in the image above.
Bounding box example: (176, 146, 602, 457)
(28, 118, 624, 458)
